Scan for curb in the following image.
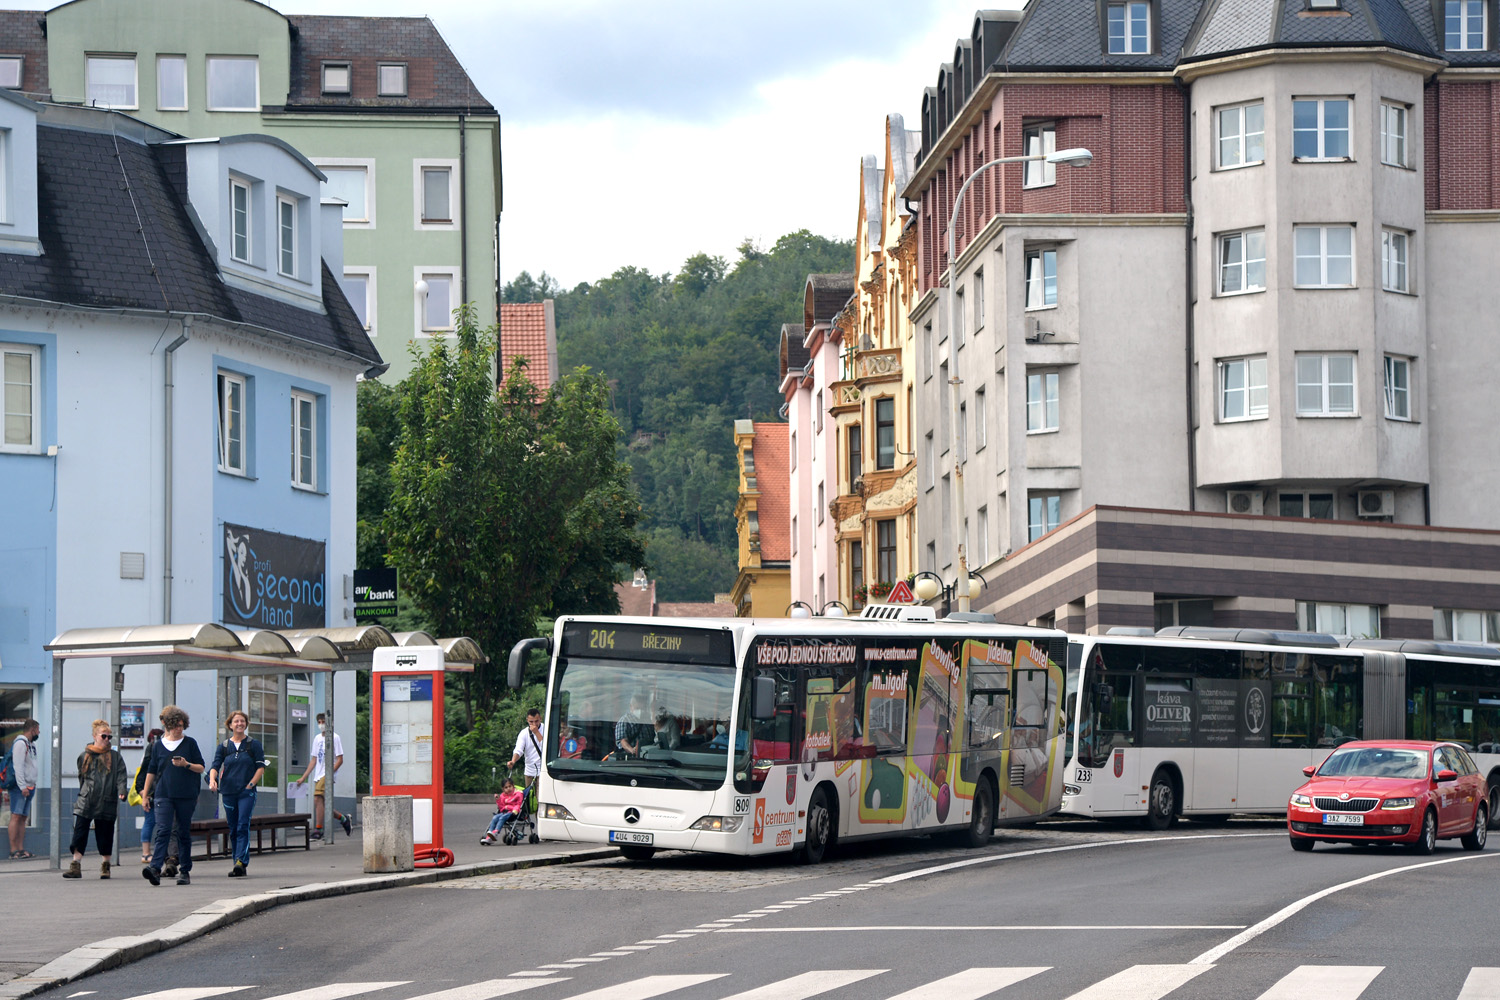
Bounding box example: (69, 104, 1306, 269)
(0, 847, 617, 1000)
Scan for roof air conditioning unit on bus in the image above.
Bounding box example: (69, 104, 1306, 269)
(1357, 489, 1396, 518)
(1226, 490, 1263, 516)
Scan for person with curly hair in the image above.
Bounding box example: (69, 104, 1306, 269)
(140, 705, 204, 886)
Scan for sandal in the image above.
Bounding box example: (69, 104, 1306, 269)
(12, 850, 34, 859)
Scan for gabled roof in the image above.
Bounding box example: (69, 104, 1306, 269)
(286, 15, 495, 112)
(0, 116, 382, 371)
(0, 10, 48, 99)
(778, 323, 809, 383)
(751, 422, 791, 563)
(499, 301, 557, 387)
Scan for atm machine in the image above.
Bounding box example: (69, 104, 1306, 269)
(287, 680, 313, 787)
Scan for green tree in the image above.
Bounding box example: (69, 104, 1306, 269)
(355, 378, 402, 570)
(502, 269, 561, 303)
(383, 305, 646, 707)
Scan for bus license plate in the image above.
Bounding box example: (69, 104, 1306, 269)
(1323, 813, 1364, 826)
(609, 830, 654, 845)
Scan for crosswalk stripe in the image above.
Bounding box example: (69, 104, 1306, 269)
(120, 989, 250, 1000)
(558, 975, 727, 1000)
(882, 967, 1050, 1000)
(404, 979, 568, 999)
(1459, 968, 1500, 1000)
(1255, 966, 1384, 999)
(1061, 964, 1213, 1000)
(718, 970, 886, 1000)
(259, 984, 409, 1000)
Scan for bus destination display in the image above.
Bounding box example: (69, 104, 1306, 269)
(562, 622, 723, 662)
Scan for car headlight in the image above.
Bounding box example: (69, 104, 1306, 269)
(542, 803, 576, 821)
(1064, 784, 1081, 797)
(689, 815, 744, 833)
(1290, 793, 1313, 807)
(1381, 797, 1416, 810)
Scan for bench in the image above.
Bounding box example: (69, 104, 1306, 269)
(189, 812, 312, 860)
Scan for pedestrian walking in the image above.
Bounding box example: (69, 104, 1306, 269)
(5, 718, 40, 859)
(140, 705, 205, 886)
(128, 728, 165, 864)
(292, 713, 351, 840)
(63, 720, 128, 879)
(508, 708, 545, 825)
(207, 710, 265, 878)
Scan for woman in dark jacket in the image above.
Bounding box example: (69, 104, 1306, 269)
(64, 719, 128, 879)
(140, 705, 205, 886)
(208, 709, 266, 878)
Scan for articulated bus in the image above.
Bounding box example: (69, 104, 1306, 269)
(508, 607, 1068, 862)
(1060, 627, 1500, 828)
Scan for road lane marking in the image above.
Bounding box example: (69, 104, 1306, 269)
(405, 981, 569, 999)
(882, 967, 1049, 1000)
(1459, 968, 1500, 1000)
(119, 989, 251, 1000)
(259, 985, 409, 1000)
(557, 974, 727, 1000)
(713, 924, 1245, 933)
(1254, 966, 1383, 999)
(718, 970, 886, 1000)
(1060, 964, 1213, 1000)
(1191, 852, 1500, 964)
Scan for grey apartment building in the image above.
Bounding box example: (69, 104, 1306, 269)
(909, 0, 1500, 640)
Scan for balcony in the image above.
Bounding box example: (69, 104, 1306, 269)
(854, 348, 902, 385)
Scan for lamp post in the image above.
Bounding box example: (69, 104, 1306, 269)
(942, 146, 1093, 612)
(912, 569, 988, 615)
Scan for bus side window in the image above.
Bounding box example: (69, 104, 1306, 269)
(1091, 673, 1135, 767)
(1273, 653, 1311, 749)
(752, 666, 799, 764)
(864, 667, 908, 754)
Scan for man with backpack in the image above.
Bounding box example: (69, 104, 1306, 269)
(6, 719, 41, 859)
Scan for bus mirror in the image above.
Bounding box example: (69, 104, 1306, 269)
(1092, 682, 1113, 714)
(752, 676, 776, 721)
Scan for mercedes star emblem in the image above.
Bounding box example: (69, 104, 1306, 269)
(624, 807, 640, 824)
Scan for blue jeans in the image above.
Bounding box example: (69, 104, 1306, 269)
(221, 789, 256, 866)
(151, 797, 196, 873)
(487, 811, 516, 836)
(140, 806, 155, 855)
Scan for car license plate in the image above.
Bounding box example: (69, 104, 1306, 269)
(1323, 813, 1364, 826)
(609, 830, 654, 845)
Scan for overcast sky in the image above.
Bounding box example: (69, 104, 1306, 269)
(14, 0, 1026, 287)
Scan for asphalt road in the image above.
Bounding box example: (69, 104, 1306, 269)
(39, 819, 1500, 1000)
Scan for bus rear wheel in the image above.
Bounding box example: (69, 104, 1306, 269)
(619, 845, 656, 862)
(959, 780, 995, 849)
(797, 788, 834, 865)
(1143, 770, 1177, 831)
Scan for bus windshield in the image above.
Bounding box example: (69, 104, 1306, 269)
(547, 656, 737, 791)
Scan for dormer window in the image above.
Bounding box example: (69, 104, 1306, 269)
(230, 178, 251, 263)
(1107, 2, 1150, 54)
(321, 62, 351, 95)
(277, 195, 298, 277)
(377, 62, 407, 97)
(0, 57, 21, 89)
(1306, 0, 1339, 7)
(1446, 0, 1486, 50)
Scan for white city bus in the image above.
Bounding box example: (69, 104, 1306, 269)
(1060, 627, 1500, 828)
(507, 606, 1068, 862)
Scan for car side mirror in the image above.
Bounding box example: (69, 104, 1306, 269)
(751, 676, 776, 721)
(1436, 769, 1459, 783)
(1302, 765, 1317, 778)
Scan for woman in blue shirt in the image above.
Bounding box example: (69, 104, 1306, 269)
(140, 705, 205, 886)
(208, 710, 266, 878)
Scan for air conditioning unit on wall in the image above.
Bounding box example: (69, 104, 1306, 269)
(1226, 490, 1264, 516)
(1357, 490, 1396, 518)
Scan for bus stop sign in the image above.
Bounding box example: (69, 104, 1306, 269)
(885, 580, 916, 605)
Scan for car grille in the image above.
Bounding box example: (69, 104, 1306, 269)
(1314, 796, 1378, 812)
(1292, 821, 1409, 837)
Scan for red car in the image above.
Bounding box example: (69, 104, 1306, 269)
(1287, 740, 1489, 853)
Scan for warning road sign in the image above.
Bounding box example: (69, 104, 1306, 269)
(884, 579, 916, 605)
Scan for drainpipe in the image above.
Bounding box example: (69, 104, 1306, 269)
(163, 318, 191, 624)
(1176, 77, 1197, 511)
(459, 113, 468, 310)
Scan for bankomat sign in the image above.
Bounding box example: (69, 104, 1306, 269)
(222, 522, 326, 629)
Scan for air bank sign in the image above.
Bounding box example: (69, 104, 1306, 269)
(222, 523, 326, 629)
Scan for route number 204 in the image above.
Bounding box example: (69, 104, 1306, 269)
(589, 629, 616, 650)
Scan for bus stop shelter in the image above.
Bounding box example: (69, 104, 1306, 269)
(43, 624, 485, 868)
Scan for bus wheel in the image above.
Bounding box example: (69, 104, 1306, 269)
(960, 780, 994, 849)
(619, 845, 656, 862)
(798, 788, 833, 865)
(1144, 770, 1177, 831)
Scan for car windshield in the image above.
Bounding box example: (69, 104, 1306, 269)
(1317, 747, 1428, 779)
(547, 656, 736, 791)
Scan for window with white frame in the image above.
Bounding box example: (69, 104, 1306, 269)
(955, 288, 965, 347)
(973, 269, 984, 330)
(1025, 248, 1057, 308)
(1295, 353, 1356, 415)
(1292, 98, 1351, 160)
(1380, 102, 1408, 166)
(217, 371, 247, 475)
(318, 162, 373, 226)
(1383, 355, 1411, 420)
(378, 62, 407, 97)
(1107, 1, 1150, 53)
(291, 391, 317, 490)
(1297, 601, 1380, 638)
(2, 343, 40, 453)
(1023, 123, 1056, 188)
(1218, 229, 1266, 294)
(1434, 608, 1500, 642)
(86, 55, 137, 109)
(1446, 0, 1486, 50)
(417, 163, 454, 226)
(0, 56, 21, 89)
(321, 62, 351, 95)
(1217, 101, 1265, 168)
(277, 195, 297, 278)
(1279, 492, 1335, 519)
(157, 55, 187, 110)
(1381, 228, 1409, 293)
(419, 271, 455, 332)
(976, 505, 989, 565)
(229, 178, 251, 264)
(974, 387, 986, 450)
(1219, 356, 1268, 421)
(1028, 493, 1061, 541)
(1293, 225, 1354, 287)
(1026, 371, 1059, 433)
(206, 56, 258, 111)
(343, 269, 374, 333)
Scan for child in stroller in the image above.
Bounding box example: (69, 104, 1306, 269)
(480, 777, 525, 846)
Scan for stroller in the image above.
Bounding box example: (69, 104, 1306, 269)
(498, 771, 539, 846)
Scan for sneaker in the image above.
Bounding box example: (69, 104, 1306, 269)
(340, 814, 352, 837)
(142, 866, 160, 886)
(480, 835, 493, 845)
(311, 830, 323, 840)
(229, 862, 246, 878)
(176, 872, 191, 886)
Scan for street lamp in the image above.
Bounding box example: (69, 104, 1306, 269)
(787, 601, 814, 620)
(821, 600, 850, 618)
(911, 569, 988, 613)
(943, 146, 1093, 612)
